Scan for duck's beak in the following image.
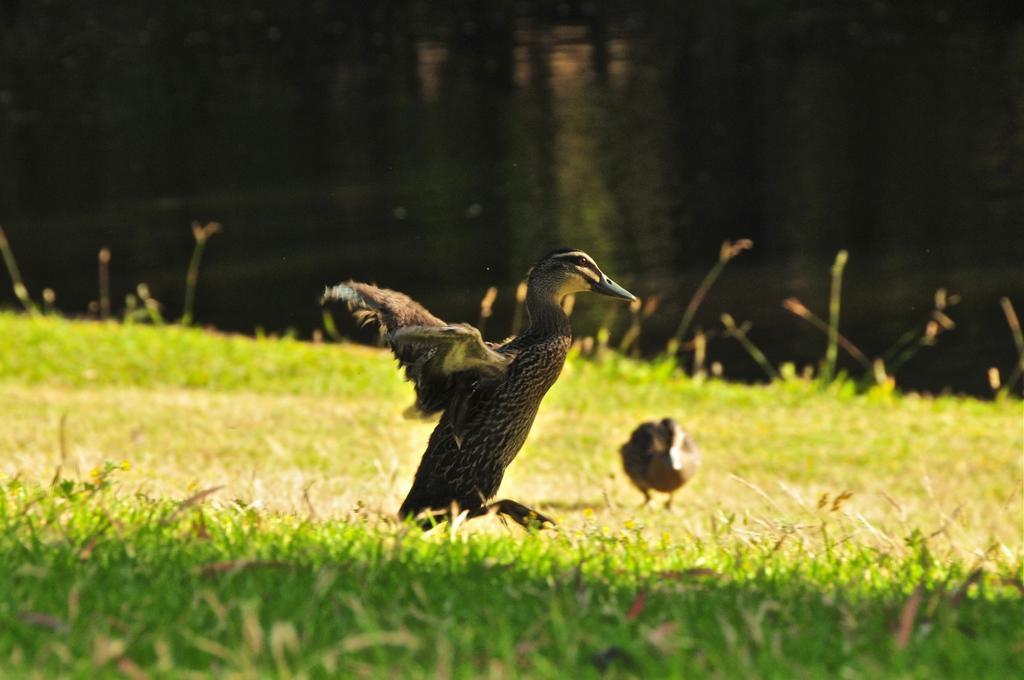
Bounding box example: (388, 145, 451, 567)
(591, 274, 637, 301)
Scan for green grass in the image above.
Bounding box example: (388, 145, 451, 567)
(1, 312, 1021, 677)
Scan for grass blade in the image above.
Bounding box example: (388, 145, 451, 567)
(782, 297, 871, 372)
(669, 239, 752, 353)
(895, 584, 924, 649)
(721, 313, 779, 380)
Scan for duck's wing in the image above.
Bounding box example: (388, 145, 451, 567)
(322, 282, 510, 416)
(392, 324, 511, 378)
(322, 281, 445, 331)
(391, 323, 512, 417)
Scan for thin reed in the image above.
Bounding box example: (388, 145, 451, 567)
(182, 221, 221, 326)
(617, 297, 644, 354)
(692, 330, 707, 378)
(782, 254, 962, 389)
(782, 297, 871, 371)
(41, 288, 57, 315)
(137, 284, 164, 325)
(477, 286, 498, 338)
(668, 239, 751, 353)
(631, 295, 660, 354)
(998, 297, 1023, 397)
(0, 226, 37, 314)
(721, 313, 780, 380)
(98, 248, 111, 320)
(823, 250, 848, 385)
(883, 289, 957, 377)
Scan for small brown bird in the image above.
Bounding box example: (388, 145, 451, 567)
(620, 418, 701, 508)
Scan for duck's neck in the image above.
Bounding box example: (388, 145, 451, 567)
(525, 289, 572, 338)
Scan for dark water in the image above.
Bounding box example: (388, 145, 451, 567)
(1, 2, 1022, 395)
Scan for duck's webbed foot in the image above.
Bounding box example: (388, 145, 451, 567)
(401, 499, 554, 531)
(473, 498, 556, 530)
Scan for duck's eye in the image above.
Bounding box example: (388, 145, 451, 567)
(575, 256, 589, 267)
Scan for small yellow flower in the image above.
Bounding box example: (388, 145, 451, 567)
(583, 508, 594, 518)
(121, 461, 132, 471)
(89, 467, 101, 479)
(624, 519, 637, 530)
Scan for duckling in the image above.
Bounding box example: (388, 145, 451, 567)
(323, 249, 636, 529)
(620, 418, 700, 508)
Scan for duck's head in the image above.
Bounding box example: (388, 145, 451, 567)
(660, 417, 697, 470)
(528, 249, 636, 303)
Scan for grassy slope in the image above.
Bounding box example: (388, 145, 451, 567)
(0, 312, 1021, 677)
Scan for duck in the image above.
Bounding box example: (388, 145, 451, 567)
(322, 249, 636, 528)
(620, 418, 700, 508)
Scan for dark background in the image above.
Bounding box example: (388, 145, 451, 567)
(1, 1, 1022, 395)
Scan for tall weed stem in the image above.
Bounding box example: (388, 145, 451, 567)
(182, 222, 221, 326)
(0, 226, 38, 314)
(823, 250, 848, 385)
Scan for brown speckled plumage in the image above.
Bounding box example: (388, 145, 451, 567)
(620, 418, 701, 508)
(323, 249, 635, 528)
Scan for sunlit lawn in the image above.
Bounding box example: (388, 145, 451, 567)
(0, 313, 1021, 677)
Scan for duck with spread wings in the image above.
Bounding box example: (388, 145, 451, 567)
(322, 249, 636, 529)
